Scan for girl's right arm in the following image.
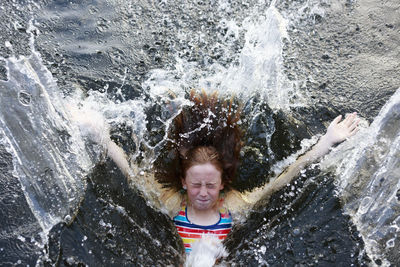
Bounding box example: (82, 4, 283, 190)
(68, 105, 174, 213)
(68, 105, 133, 178)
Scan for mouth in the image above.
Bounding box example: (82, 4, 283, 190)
(196, 199, 210, 203)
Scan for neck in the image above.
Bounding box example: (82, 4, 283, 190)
(187, 204, 220, 226)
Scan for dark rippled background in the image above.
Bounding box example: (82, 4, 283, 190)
(1, 0, 399, 266)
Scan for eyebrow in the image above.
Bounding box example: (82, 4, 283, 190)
(190, 182, 217, 185)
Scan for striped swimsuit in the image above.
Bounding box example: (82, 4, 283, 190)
(173, 205, 233, 253)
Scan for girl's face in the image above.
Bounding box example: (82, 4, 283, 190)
(182, 163, 224, 212)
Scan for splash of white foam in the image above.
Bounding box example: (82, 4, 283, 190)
(143, 5, 302, 110)
(0, 20, 92, 244)
(322, 88, 400, 266)
(184, 236, 228, 267)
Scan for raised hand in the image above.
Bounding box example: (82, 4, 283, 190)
(323, 112, 360, 146)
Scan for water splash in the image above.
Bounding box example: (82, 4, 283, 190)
(213, 6, 294, 109)
(184, 236, 228, 267)
(3, 0, 392, 265)
(0, 22, 91, 242)
(322, 88, 400, 266)
(143, 5, 301, 110)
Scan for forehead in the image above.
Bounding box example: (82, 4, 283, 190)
(185, 163, 222, 183)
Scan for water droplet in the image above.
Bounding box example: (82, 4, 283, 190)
(18, 91, 31, 106)
(89, 5, 98, 14)
(293, 227, 300, 235)
(64, 215, 71, 222)
(386, 238, 395, 248)
(374, 258, 382, 265)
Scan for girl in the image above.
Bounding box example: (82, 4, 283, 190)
(70, 90, 359, 258)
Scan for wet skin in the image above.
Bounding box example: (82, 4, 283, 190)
(182, 163, 224, 225)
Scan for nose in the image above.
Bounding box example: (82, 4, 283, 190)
(199, 185, 208, 196)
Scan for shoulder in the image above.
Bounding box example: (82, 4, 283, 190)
(219, 206, 233, 224)
(173, 203, 190, 225)
(221, 189, 252, 223)
(161, 188, 185, 218)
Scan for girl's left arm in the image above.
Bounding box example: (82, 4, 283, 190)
(241, 112, 359, 205)
(270, 112, 359, 191)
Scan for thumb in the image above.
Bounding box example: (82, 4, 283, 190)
(330, 115, 342, 126)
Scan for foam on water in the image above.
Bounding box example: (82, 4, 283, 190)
(322, 88, 400, 266)
(184, 236, 228, 267)
(143, 4, 301, 110)
(0, 22, 91, 242)
(2, 0, 396, 265)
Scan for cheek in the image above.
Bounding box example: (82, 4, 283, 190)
(187, 187, 200, 197)
(209, 188, 221, 198)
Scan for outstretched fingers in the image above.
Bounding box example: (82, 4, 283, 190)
(331, 114, 343, 126)
(349, 126, 359, 137)
(343, 112, 357, 127)
(325, 112, 360, 145)
(349, 117, 360, 130)
(348, 117, 360, 135)
(342, 112, 359, 138)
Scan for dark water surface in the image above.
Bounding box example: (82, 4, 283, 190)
(1, 0, 399, 266)
(225, 168, 366, 266)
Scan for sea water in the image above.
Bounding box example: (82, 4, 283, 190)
(0, 0, 399, 266)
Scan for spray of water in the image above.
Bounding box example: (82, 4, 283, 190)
(3, 0, 388, 265)
(322, 88, 400, 266)
(0, 22, 91, 244)
(184, 236, 228, 267)
(62, 3, 328, 264)
(143, 4, 301, 110)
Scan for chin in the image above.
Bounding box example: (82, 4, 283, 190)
(194, 204, 211, 210)
(194, 201, 215, 210)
